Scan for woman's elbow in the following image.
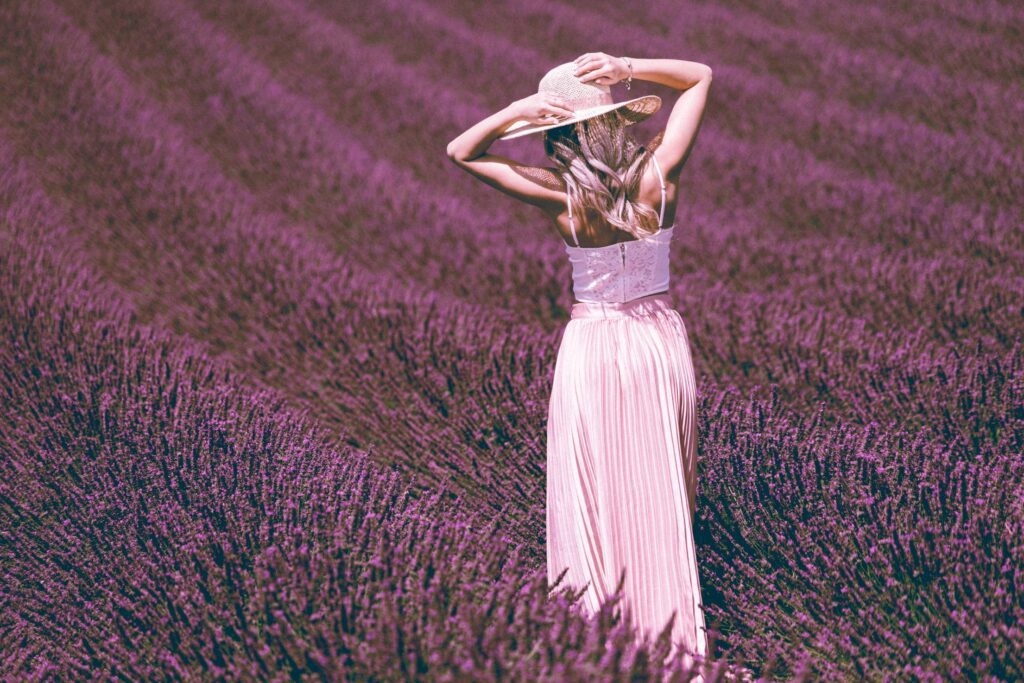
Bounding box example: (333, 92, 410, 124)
(446, 145, 468, 166)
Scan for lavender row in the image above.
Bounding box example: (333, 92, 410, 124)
(695, 386, 1023, 678)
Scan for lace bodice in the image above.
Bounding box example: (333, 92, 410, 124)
(565, 225, 674, 303)
(564, 153, 674, 304)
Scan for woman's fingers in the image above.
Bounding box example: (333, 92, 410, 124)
(549, 97, 575, 117)
(577, 65, 611, 84)
(573, 55, 597, 74)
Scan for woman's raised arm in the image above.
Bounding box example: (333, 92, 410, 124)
(575, 55, 713, 179)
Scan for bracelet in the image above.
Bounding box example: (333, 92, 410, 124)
(622, 56, 633, 90)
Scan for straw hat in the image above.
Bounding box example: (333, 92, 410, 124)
(498, 61, 661, 141)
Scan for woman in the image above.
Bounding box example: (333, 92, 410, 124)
(447, 53, 714, 674)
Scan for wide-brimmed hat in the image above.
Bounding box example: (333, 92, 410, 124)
(498, 61, 661, 141)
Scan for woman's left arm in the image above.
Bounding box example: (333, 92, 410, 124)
(446, 104, 523, 163)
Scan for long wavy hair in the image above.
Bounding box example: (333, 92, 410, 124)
(542, 109, 661, 241)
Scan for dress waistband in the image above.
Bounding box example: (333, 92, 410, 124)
(570, 292, 674, 320)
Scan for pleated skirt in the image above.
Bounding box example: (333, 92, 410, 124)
(546, 292, 708, 668)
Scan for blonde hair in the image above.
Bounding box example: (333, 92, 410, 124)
(543, 110, 661, 241)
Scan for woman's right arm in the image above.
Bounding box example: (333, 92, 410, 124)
(629, 58, 713, 178)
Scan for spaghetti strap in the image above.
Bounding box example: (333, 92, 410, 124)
(650, 153, 667, 229)
(566, 190, 581, 247)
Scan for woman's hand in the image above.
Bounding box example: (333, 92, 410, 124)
(572, 52, 628, 86)
(510, 92, 576, 126)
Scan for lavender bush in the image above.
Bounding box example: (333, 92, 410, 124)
(1, 0, 1021, 679)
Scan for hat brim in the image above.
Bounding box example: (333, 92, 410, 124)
(497, 94, 661, 141)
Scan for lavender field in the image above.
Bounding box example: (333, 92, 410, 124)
(1, 0, 1021, 680)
